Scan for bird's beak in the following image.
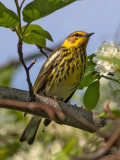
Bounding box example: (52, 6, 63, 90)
(86, 33, 94, 37)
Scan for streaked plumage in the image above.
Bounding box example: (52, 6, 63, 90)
(20, 31, 94, 144)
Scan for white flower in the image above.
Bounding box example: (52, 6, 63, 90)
(93, 40, 120, 75)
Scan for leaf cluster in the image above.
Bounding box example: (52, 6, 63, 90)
(0, 0, 76, 47)
(78, 53, 120, 116)
(77, 54, 100, 110)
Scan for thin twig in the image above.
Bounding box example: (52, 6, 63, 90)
(101, 75, 120, 85)
(46, 46, 53, 52)
(14, 0, 19, 15)
(80, 127, 120, 160)
(36, 45, 48, 57)
(20, 0, 26, 9)
(17, 42, 34, 100)
(14, 0, 35, 101)
(0, 45, 54, 71)
(37, 45, 53, 57)
(14, 0, 21, 34)
(98, 151, 120, 160)
(0, 53, 40, 71)
(104, 102, 116, 121)
(28, 59, 37, 70)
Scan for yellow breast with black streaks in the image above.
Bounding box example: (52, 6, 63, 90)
(43, 46, 87, 101)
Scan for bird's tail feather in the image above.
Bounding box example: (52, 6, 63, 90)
(20, 116, 42, 145)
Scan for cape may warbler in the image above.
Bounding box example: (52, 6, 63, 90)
(20, 31, 94, 144)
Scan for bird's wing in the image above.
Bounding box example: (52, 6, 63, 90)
(33, 46, 63, 93)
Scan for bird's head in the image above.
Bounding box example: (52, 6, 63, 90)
(62, 31, 94, 49)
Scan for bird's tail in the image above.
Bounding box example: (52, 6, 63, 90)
(20, 116, 42, 145)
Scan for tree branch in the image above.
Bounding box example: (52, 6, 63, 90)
(0, 85, 107, 133)
(79, 127, 120, 160)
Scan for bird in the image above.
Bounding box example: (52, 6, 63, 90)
(20, 31, 94, 145)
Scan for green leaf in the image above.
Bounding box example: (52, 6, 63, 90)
(54, 152, 69, 160)
(78, 64, 100, 89)
(85, 64, 95, 76)
(54, 138, 77, 160)
(22, 0, 76, 23)
(99, 56, 120, 66)
(78, 73, 99, 89)
(0, 2, 19, 28)
(22, 24, 53, 48)
(78, 54, 100, 89)
(97, 109, 120, 118)
(84, 80, 100, 110)
(88, 53, 95, 61)
(63, 138, 77, 154)
(96, 112, 107, 118)
(111, 109, 120, 118)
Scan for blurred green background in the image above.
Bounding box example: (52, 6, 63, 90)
(0, 0, 120, 159)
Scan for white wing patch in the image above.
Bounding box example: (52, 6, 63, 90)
(44, 51, 60, 67)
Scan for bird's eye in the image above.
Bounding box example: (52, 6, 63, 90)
(74, 33, 79, 37)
